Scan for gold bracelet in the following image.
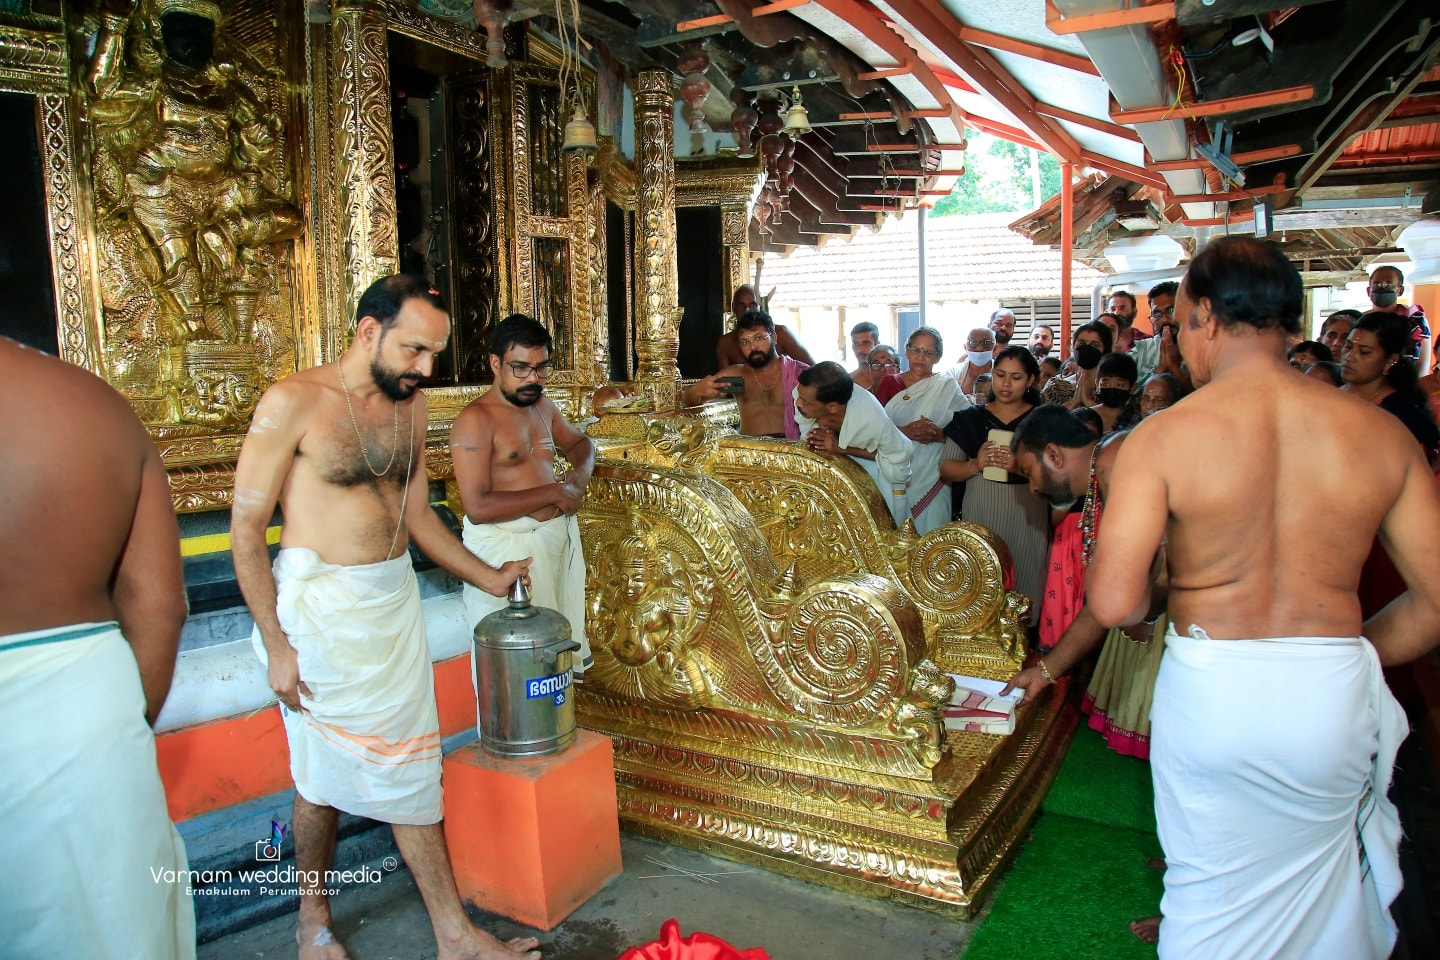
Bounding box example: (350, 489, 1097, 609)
(1038, 659, 1055, 684)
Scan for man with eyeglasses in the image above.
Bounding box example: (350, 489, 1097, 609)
(684, 310, 809, 439)
(1129, 281, 1183, 385)
(943, 325, 996, 398)
(452, 313, 596, 678)
(1366, 265, 1430, 374)
(714, 285, 814, 369)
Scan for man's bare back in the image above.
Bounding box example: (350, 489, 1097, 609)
(0, 337, 186, 722)
(1090, 284, 1440, 662)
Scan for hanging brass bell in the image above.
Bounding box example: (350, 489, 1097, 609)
(562, 102, 598, 155)
(782, 85, 811, 137)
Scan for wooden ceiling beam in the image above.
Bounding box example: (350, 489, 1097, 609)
(957, 26, 1099, 77)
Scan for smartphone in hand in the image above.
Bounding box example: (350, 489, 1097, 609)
(716, 375, 746, 396)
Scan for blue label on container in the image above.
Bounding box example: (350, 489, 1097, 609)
(525, 671, 572, 700)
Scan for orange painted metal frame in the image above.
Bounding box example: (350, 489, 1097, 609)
(1045, 0, 1176, 36)
(957, 26, 1100, 77)
(1146, 144, 1302, 171)
(1035, 101, 1142, 143)
(1111, 85, 1315, 125)
(886, 0, 1085, 164)
(1164, 182, 1285, 204)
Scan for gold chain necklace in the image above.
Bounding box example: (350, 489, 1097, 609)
(338, 363, 400, 476)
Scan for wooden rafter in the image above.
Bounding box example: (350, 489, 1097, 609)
(1110, 86, 1315, 125)
(1044, 1, 1176, 36)
(957, 26, 1099, 77)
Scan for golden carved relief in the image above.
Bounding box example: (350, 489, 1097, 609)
(38, 92, 105, 374)
(0, 24, 67, 93)
(632, 68, 679, 409)
(81, 0, 305, 429)
(575, 414, 1074, 913)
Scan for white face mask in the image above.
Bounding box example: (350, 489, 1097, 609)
(967, 349, 993, 367)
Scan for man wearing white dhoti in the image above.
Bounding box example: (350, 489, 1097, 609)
(794, 361, 914, 526)
(452, 314, 595, 679)
(1082, 237, 1440, 960)
(0, 336, 194, 959)
(233, 276, 540, 960)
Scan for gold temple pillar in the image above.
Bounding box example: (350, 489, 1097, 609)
(330, 1, 398, 326)
(632, 68, 680, 410)
(721, 204, 752, 310)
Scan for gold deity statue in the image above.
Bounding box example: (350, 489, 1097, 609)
(85, 0, 303, 425)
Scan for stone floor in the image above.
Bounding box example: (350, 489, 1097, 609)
(198, 834, 975, 960)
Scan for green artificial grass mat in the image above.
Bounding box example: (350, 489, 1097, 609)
(1040, 726, 1157, 833)
(962, 813, 1165, 960)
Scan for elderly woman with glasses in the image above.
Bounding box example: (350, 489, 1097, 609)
(872, 326, 971, 534)
(863, 345, 900, 392)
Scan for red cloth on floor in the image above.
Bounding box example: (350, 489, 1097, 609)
(618, 919, 770, 960)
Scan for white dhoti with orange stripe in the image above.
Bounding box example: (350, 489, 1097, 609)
(253, 548, 443, 825)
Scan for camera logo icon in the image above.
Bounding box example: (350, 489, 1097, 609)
(255, 819, 288, 862)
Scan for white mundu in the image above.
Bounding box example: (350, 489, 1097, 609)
(0, 622, 197, 960)
(1151, 624, 1407, 960)
(462, 514, 591, 673)
(253, 547, 443, 825)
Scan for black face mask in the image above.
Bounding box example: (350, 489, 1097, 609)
(1098, 388, 1130, 408)
(1074, 344, 1103, 370)
(1370, 290, 1398, 308)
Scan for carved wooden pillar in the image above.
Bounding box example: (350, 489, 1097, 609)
(633, 68, 680, 409)
(330, 1, 398, 326)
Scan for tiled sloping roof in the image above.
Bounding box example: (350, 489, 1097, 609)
(755, 212, 1106, 308)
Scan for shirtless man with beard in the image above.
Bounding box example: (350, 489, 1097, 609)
(232, 274, 538, 960)
(684, 309, 809, 439)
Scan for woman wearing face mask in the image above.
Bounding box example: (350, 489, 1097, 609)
(1041, 319, 1114, 408)
(939, 347, 1049, 625)
(1088, 352, 1141, 433)
(874, 326, 971, 534)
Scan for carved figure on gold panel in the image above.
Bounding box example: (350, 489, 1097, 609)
(586, 523, 713, 708)
(85, 0, 302, 423)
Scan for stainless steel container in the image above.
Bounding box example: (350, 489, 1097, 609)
(473, 579, 581, 759)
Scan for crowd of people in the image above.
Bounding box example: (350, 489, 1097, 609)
(8, 244, 1440, 960)
(705, 248, 1440, 958)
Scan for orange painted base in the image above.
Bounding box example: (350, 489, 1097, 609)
(442, 729, 622, 930)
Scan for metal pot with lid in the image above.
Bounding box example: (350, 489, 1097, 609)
(473, 578, 582, 759)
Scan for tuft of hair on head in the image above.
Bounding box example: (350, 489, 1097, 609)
(490, 313, 552, 359)
(1182, 236, 1302, 336)
(1097, 351, 1138, 384)
(1013, 403, 1103, 456)
(354, 274, 447, 333)
(797, 360, 854, 404)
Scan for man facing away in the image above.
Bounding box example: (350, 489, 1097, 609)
(0, 336, 195, 959)
(451, 314, 596, 676)
(1088, 237, 1440, 959)
(793, 361, 914, 526)
(232, 275, 539, 960)
(714, 284, 814, 368)
(684, 310, 809, 438)
(848, 320, 880, 390)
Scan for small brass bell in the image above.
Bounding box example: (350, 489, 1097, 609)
(563, 102, 598, 155)
(782, 85, 811, 137)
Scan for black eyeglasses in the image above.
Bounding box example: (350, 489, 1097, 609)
(505, 361, 552, 380)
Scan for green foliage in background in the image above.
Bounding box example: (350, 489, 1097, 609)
(933, 133, 1063, 216)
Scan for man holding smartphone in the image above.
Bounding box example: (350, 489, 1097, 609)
(683, 310, 809, 439)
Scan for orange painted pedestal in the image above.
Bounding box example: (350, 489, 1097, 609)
(442, 729, 622, 930)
